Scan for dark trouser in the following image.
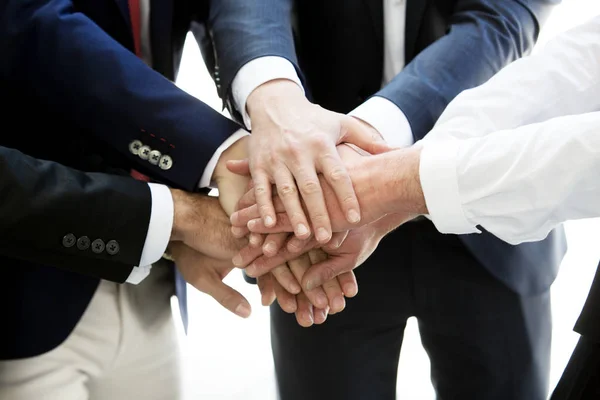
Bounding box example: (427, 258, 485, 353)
(551, 337, 600, 400)
(271, 221, 552, 400)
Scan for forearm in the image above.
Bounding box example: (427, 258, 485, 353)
(421, 111, 600, 245)
(426, 14, 600, 144)
(378, 0, 554, 139)
(2, 0, 242, 191)
(0, 146, 152, 281)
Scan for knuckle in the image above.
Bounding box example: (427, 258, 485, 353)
(300, 180, 321, 196)
(254, 185, 270, 197)
(328, 166, 347, 183)
(278, 183, 298, 198)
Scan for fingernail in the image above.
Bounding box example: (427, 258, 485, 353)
(248, 220, 257, 230)
(316, 228, 330, 243)
(347, 209, 361, 224)
(246, 265, 257, 277)
(232, 254, 243, 267)
(317, 293, 328, 308)
(265, 216, 274, 227)
(249, 235, 260, 246)
(305, 279, 315, 291)
(264, 242, 277, 255)
(235, 303, 251, 318)
(290, 282, 301, 294)
(333, 296, 345, 311)
(344, 283, 358, 297)
(296, 223, 309, 237)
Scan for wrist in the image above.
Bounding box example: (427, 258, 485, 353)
(246, 79, 305, 118)
(382, 147, 427, 216)
(169, 188, 188, 242)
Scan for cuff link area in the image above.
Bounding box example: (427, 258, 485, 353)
(129, 140, 173, 170)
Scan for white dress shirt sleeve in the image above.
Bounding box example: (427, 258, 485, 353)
(231, 56, 304, 130)
(421, 112, 600, 245)
(349, 96, 414, 147)
(198, 128, 250, 189)
(418, 15, 600, 245)
(126, 183, 174, 284)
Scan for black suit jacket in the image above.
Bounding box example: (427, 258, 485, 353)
(208, 0, 567, 296)
(0, 146, 151, 282)
(0, 0, 247, 359)
(575, 265, 600, 343)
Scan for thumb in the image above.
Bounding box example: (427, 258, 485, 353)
(226, 159, 251, 176)
(341, 116, 395, 155)
(201, 277, 252, 318)
(302, 256, 350, 292)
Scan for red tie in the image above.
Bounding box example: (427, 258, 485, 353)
(128, 0, 150, 182)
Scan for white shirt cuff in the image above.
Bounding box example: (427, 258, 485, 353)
(231, 56, 304, 130)
(199, 129, 250, 189)
(418, 139, 480, 235)
(349, 96, 414, 148)
(126, 183, 174, 284)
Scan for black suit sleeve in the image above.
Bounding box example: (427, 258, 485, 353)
(0, 146, 153, 282)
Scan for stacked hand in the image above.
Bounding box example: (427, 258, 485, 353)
(217, 79, 424, 326)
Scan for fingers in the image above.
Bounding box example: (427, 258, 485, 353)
(317, 151, 361, 225)
(272, 166, 311, 239)
(341, 115, 390, 155)
(244, 238, 318, 277)
(337, 271, 358, 298)
(256, 274, 276, 306)
(288, 253, 329, 310)
(262, 232, 291, 257)
(273, 277, 298, 313)
(248, 233, 265, 248)
(323, 230, 349, 251)
(294, 292, 314, 327)
(232, 242, 265, 268)
(252, 170, 277, 228)
(289, 159, 332, 244)
(246, 215, 294, 234)
(302, 255, 352, 292)
(197, 274, 252, 318)
(226, 159, 251, 176)
(308, 250, 345, 315)
(271, 264, 301, 294)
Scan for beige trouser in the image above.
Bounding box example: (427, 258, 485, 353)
(0, 263, 182, 400)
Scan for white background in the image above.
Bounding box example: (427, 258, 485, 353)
(173, 1, 600, 398)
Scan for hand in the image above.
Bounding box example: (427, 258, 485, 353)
(245, 79, 386, 243)
(229, 144, 389, 236)
(256, 249, 358, 327)
(171, 242, 251, 318)
(170, 190, 246, 260)
(302, 213, 412, 291)
(213, 136, 250, 216)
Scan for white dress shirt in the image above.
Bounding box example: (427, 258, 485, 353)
(419, 15, 600, 245)
(231, 0, 413, 148)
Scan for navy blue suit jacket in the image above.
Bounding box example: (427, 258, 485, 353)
(0, 0, 242, 359)
(207, 0, 567, 296)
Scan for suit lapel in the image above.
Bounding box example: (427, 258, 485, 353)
(150, 0, 174, 78)
(404, 0, 428, 61)
(361, 0, 384, 46)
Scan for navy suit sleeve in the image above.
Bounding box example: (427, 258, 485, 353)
(0, 146, 151, 282)
(0, 0, 242, 191)
(208, 0, 300, 103)
(377, 0, 560, 141)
